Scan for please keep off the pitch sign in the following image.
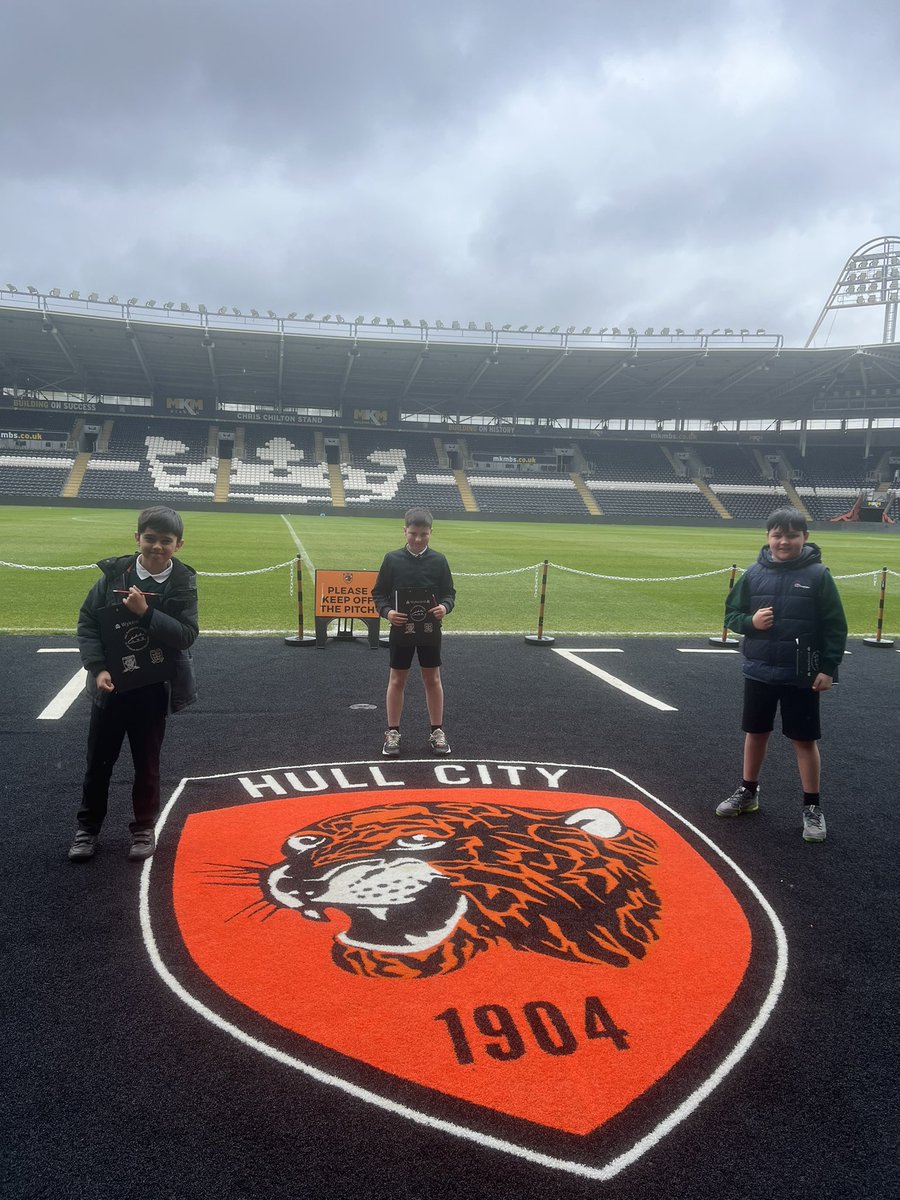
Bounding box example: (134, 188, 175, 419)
(314, 570, 379, 619)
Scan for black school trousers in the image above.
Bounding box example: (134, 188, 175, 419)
(77, 683, 168, 834)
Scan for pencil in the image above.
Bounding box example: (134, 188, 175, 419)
(114, 589, 155, 597)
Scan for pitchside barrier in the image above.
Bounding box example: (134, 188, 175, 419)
(2, 556, 898, 647)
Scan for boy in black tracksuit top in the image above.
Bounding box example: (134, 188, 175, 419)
(716, 507, 847, 842)
(68, 506, 199, 863)
(371, 507, 456, 758)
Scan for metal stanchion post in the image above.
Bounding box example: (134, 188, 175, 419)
(525, 559, 555, 646)
(709, 563, 741, 646)
(284, 555, 316, 646)
(863, 567, 895, 647)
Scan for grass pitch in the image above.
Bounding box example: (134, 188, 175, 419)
(0, 505, 896, 637)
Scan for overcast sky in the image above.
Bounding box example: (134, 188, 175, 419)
(2, 0, 898, 349)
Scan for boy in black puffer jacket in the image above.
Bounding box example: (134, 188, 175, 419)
(716, 507, 846, 843)
(68, 506, 198, 863)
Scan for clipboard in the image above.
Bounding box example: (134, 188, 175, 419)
(97, 604, 176, 692)
(393, 586, 441, 645)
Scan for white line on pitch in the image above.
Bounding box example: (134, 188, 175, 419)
(280, 515, 316, 575)
(677, 648, 740, 654)
(560, 648, 623, 653)
(37, 667, 87, 719)
(552, 648, 677, 711)
(37, 647, 80, 653)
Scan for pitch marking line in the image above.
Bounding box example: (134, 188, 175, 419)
(677, 648, 740, 654)
(38, 666, 87, 719)
(280, 515, 316, 575)
(552, 648, 677, 712)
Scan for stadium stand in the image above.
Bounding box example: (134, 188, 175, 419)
(0, 448, 76, 498)
(228, 427, 331, 506)
(79, 418, 217, 503)
(343, 430, 465, 512)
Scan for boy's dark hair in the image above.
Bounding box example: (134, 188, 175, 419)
(137, 505, 184, 539)
(766, 506, 808, 533)
(404, 507, 434, 528)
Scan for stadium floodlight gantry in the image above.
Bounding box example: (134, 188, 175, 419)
(806, 235, 900, 348)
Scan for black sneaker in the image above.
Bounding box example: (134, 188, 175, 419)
(128, 830, 156, 861)
(715, 785, 760, 817)
(68, 830, 98, 862)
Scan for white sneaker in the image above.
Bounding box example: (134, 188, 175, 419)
(801, 805, 826, 843)
(429, 728, 451, 755)
(383, 729, 401, 757)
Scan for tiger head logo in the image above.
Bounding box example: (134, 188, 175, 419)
(260, 800, 661, 979)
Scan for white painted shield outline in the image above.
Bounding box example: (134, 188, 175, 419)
(139, 759, 787, 1183)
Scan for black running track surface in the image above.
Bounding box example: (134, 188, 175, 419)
(2, 633, 897, 1200)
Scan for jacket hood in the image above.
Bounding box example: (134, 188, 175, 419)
(756, 541, 822, 570)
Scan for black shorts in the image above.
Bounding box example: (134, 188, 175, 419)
(389, 639, 442, 670)
(741, 677, 821, 742)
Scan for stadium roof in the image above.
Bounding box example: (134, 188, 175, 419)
(1, 297, 899, 424)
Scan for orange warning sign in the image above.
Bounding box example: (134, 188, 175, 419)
(314, 570, 379, 619)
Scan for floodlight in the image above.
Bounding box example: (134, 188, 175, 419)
(644, 327, 653, 336)
(201, 334, 215, 349)
(501, 324, 511, 331)
(41, 316, 54, 333)
(287, 312, 297, 320)
(597, 327, 607, 334)
(435, 320, 444, 329)
(355, 315, 365, 324)
(336, 314, 345, 323)
(180, 303, 190, 311)
(372, 317, 381, 325)
(518, 325, 529, 332)
(724, 328, 733, 335)
(88, 292, 98, 301)
(322, 314, 332, 321)
(304, 312, 315, 320)
(418, 319, 428, 328)
(108, 295, 119, 304)
(740, 328, 749, 335)
(217, 306, 228, 315)
(550, 325, 559, 333)
(146, 300, 156, 308)
(694, 328, 704, 335)
(756, 328, 766, 335)
(69, 290, 80, 299)
(611, 327, 621, 336)
(710, 328, 720, 335)
(582, 327, 591, 335)
(165, 302, 176, 310)
(566, 326, 575, 334)
(5, 283, 17, 291)
(386, 318, 395, 326)
(127, 297, 139, 306)
(50, 288, 61, 297)
(232, 308, 242, 316)
(627, 327, 637, 336)
(267, 310, 277, 318)
(27, 286, 39, 294)
(452, 320, 461, 330)
(485, 321, 493, 331)
(535, 325, 544, 332)
(675, 328, 684, 335)
(402, 318, 412, 327)
(198, 304, 207, 314)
